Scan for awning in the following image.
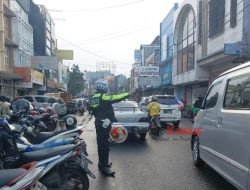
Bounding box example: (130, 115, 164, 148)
(0, 71, 23, 80)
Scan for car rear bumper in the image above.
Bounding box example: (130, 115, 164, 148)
(160, 117, 181, 122)
(112, 122, 149, 134)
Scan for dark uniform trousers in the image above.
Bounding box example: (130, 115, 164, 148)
(95, 119, 111, 167)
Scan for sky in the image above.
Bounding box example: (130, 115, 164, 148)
(33, 0, 182, 77)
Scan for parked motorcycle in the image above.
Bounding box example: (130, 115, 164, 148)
(0, 162, 44, 190)
(0, 117, 95, 190)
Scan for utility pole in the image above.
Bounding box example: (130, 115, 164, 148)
(0, 0, 4, 70)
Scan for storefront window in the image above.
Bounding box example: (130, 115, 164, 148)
(177, 8, 195, 74)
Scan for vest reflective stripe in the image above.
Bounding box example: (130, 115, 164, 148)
(102, 93, 129, 101)
(90, 93, 102, 109)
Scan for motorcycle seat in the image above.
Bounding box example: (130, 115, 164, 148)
(17, 144, 76, 166)
(0, 168, 26, 188)
(28, 115, 42, 123)
(34, 131, 63, 144)
(40, 113, 51, 120)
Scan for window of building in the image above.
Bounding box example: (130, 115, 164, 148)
(167, 34, 173, 60)
(204, 81, 222, 109)
(209, 0, 225, 37)
(198, 1, 202, 44)
(161, 34, 167, 61)
(230, 0, 237, 28)
(4, 48, 10, 67)
(224, 73, 250, 110)
(4, 16, 8, 33)
(177, 8, 195, 74)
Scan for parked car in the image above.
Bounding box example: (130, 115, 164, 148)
(147, 95, 182, 127)
(12, 95, 49, 110)
(191, 62, 250, 190)
(112, 101, 149, 140)
(48, 97, 67, 116)
(139, 97, 148, 110)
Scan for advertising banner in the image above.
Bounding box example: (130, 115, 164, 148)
(31, 70, 44, 85)
(15, 82, 33, 89)
(56, 50, 74, 60)
(14, 67, 31, 82)
(139, 66, 159, 77)
(224, 42, 242, 56)
(31, 56, 58, 70)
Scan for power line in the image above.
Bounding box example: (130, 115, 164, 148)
(48, 0, 144, 13)
(78, 27, 153, 45)
(57, 36, 132, 68)
(77, 27, 144, 44)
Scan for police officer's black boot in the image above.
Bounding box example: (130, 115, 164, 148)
(100, 151, 115, 177)
(98, 148, 112, 170)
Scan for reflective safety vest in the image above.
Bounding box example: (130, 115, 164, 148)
(90, 92, 129, 121)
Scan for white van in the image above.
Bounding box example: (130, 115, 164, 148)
(191, 62, 250, 190)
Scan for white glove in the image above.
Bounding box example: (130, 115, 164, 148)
(102, 119, 111, 128)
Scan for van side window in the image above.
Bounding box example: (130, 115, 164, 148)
(204, 82, 222, 109)
(224, 73, 250, 110)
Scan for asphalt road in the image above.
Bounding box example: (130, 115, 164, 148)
(77, 114, 237, 190)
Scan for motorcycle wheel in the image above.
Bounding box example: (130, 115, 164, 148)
(156, 127, 160, 136)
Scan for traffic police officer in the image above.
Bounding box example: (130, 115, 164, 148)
(90, 79, 130, 177)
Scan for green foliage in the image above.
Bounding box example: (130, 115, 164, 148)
(67, 64, 84, 96)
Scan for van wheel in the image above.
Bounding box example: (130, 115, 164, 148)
(192, 136, 204, 167)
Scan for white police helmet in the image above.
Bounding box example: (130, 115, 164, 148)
(95, 79, 109, 93)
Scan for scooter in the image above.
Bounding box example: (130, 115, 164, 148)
(7, 117, 87, 155)
(0, 121, 95, 190)
(0, 162, 44, 190)
(1, 144, 95, 190)
(16, 143, 95, 189)
(9, 115, 83, 145)
(149, 115, 161, 136)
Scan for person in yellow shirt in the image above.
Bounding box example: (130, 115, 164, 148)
(147, 96, 160, 117)
(147, 95, 161, 135)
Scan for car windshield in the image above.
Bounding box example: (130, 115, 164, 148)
(24, 96, 33, 102)
(35, 97, 49, 103)
(157, 96, 179, 105)
(113, 102, 140, 111)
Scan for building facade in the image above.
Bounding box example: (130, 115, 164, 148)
(140, 36, 160, 66)
(159, 3, 178, 95)
(10, 0, 33, 67)
(172, 0, 250, 109)
(0, 0, 21, 99)
(130, 37, 161, 98)
(28, 2, 56, 57)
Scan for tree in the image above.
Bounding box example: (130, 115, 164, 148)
(67, 64, 85, 96)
